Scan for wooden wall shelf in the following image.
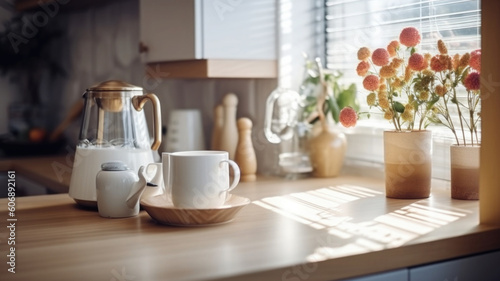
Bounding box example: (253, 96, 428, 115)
(146, 59, 277, 79)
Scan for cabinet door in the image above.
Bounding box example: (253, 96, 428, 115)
(409, 250, 500, 281)
(139, 0, 276, 63)
(344, 269, 408, 281)
(201, 0, 276, 60)
(140, 0, 201, 62)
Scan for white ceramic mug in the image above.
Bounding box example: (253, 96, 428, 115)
(162, 151, 240, 209)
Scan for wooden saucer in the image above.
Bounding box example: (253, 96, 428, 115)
(141, 194, 250, 226)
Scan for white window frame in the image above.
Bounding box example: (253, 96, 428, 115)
(320, 0, 481, 180)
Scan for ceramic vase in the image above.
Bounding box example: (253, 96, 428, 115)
(384, 130, 432, 199)
(450, 144, 480, 200)
(308, 124, 347, 178)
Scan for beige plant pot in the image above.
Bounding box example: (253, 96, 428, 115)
(309, 125, 347, 178)
(450, 144, 480, 200)
(384, 130, 432, 199)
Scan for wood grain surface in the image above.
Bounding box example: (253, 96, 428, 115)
(0, 156, 72, 193)
(1, 175, 499, 281)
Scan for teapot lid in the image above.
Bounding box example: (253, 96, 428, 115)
(101, 161, 128, 171)
(88, 80, 142, 92)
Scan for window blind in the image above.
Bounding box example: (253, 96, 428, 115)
(323, 0, 481, 180)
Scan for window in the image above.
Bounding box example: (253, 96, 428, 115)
(322, 0, 481, 180)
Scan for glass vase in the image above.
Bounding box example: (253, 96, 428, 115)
(384, 130, 432, 199)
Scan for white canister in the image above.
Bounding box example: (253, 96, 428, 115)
(165, 109, 205, 152)
(96, 162, 147, 218)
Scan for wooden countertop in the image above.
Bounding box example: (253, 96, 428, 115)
(1, 175, 500, 281)
(0, 155, 72, 193)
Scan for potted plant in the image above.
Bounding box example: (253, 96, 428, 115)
(347, 27, 436, 198)
(301, 57, 359, 178)
(341, 27, 482, 199)
(426, 41, 481, 200)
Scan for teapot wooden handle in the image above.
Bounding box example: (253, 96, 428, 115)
(132, 93, 162, 151)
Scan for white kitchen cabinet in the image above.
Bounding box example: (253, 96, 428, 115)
(409, 250, 500, 281)
(139, 0, 277, 78)
(344, 269, 408, 281)
(341, 250, 500, 281)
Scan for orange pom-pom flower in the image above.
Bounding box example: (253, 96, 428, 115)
(387, 40, 400, 57)
(356, 61, 370, 76)
(408, 53, 426, 71)
(469, 49, 481, 72)
(363, 75, 380, 91)
(339, 107, 358, 128)
(464, 72, 480, 90)
(399, 27, 421, 47)
(357, 47, 371, 61)
(430, 55, 450, 72)
(372, 48, 390, 66)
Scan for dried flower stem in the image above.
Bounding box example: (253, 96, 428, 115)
(443, 94, 460, 145)
(452, 87, 467, 146)
(466, 89, 480, 145)
(315, 58, 329, 131)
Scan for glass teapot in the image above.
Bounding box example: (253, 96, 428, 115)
(79, 80, 161, 149)
(69, 80, 162, 207)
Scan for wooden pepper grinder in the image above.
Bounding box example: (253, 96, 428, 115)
(211, 104, 224, 150)
(219, 93, 238, 160)
(235, 117, 257, 182)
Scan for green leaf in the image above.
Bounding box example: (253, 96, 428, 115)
(327, 97, 340, 123)
(393, 101, 405, 113)
(305, 96, 316, 103)
(305, 76, 320, 85)
(325, 73, 335, 83)
(426, 95, 440, 110)
(347, 84, 360, 110)
(333, 82, 341, 99)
